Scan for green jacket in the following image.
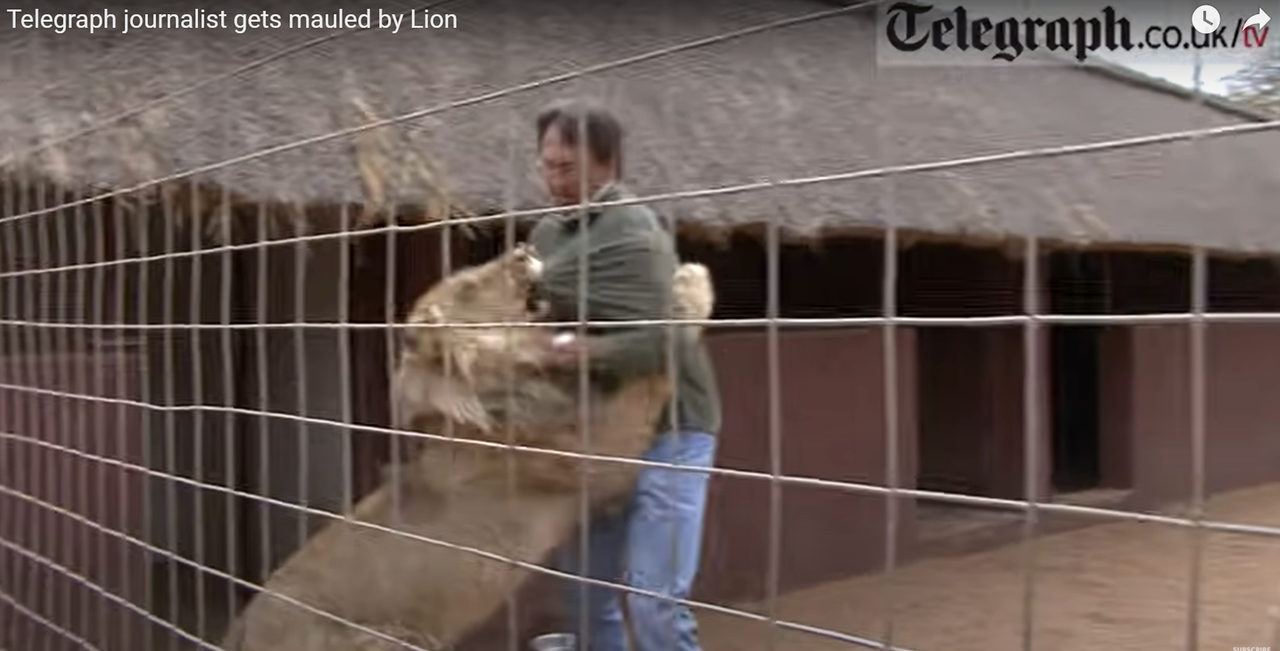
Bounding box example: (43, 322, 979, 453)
(527, 183, 721, 435)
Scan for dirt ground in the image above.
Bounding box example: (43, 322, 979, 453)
(699, 483, 1280, 651)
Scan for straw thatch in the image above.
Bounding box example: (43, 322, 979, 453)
(3, 0, 1280, 251)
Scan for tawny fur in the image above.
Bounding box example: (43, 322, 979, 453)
(393, 242, 551, 434)
(219, 379, 669, 651)
(392, 249, 712, 501)
(221, 246, 714, 651)
(672, 262, 713, 328)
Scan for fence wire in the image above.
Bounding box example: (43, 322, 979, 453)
(2, 4, 1279, 651)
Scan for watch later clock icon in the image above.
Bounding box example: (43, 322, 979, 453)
(1192, 4, 1221, 34)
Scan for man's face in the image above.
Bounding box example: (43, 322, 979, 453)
(539, 125, 611, 206)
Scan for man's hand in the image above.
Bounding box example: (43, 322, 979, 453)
(542, 332, 587, 368)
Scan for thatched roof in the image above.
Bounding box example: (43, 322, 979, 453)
(3, 0, 1280, 251)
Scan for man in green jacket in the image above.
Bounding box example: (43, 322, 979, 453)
(527, 100, 721, 651)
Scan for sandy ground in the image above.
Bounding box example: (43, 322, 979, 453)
(699, 483, 1280, 651)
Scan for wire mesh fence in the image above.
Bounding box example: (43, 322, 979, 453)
(6, 3, 1280, 651)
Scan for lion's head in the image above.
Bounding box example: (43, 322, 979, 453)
(393, 244, 552, 432)
(400, 243, 544, 352)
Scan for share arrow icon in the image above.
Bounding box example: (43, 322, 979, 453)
(1244, 7, 1270, 31)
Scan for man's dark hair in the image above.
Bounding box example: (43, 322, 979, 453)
(536, 100, 624, 175)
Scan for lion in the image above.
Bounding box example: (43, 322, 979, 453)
(221, 245, 715, 651)
(389, 244, 713, 505)
(393, 243, 711, 434)
(219, 378, 670, 651)
(391, 242, 554, 436)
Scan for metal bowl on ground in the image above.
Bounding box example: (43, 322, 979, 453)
(529, 632, 577, 651)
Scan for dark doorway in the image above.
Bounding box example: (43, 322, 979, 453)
(1047, 252, 1108, 493)
(465, 219, 531, 266)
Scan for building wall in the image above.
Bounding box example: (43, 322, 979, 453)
(140, 246, 238, 573)
(136, 210, 444, 589)
(1101, 323, 1280, 505)
(136, 213, 462, 640)
(120, 209, 376, 637)
(0, 352, 151, 651)
(0, 197, 212, 649)
(689, 243, 1280, 607)
(697, 327, 919, 601)
(118, 222, 352, 585)
(234, 235, 355, 579)
(902, 244, 1052, 502)
(1096, 252, 1280, 507)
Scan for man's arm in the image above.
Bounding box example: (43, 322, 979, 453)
(583, 328, 670, 377)
(540, 223, 677, 379)
(583, 228, 677, 378)
(526, 217, 553, 255)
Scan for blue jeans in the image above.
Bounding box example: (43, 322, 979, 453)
(557, 431, 717, 651)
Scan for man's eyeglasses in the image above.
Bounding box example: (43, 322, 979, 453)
(538, 160, 578, 176)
